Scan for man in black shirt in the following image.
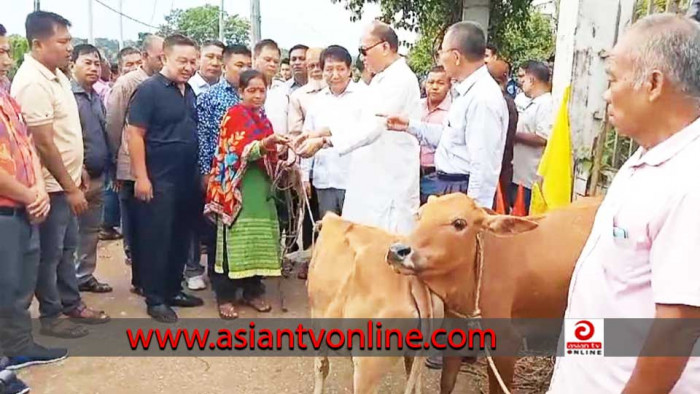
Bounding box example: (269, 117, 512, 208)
(127, 34, 202, 323)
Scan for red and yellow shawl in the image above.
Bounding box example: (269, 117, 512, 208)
(204, 104, 277, 226)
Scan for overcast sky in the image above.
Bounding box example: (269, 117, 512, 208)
(4, 0, 417, 55)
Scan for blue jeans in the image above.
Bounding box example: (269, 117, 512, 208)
(36, 193, 82, 319)
(102, 177, 120, 229)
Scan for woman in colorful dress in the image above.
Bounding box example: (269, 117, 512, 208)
(204, 69, 289, 319)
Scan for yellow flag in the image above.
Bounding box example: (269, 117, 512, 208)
(530, 86, 573, 214)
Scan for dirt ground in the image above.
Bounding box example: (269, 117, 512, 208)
(17, 240, 492, 394)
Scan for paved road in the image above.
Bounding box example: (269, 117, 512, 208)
(18, 240, 486, 393)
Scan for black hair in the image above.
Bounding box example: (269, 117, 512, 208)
(429, 65, 446, 74)
(223, 44, 252, 61)
(355, 56, 364, 72)
(446, 21, 486, 62)
(201, 39, 225, 52)
(289, 44, 309, 55)
(370, 22, 399, 52)
(117, 47, 140, 64)
(0, 24, 6, 37)
(320, 45, 351, 69)
(239, 69, 265, 89)
(163, 34, 197, 52)
(253, 39, 280, 57)
(523, 60, 551, 84)
(281, 58, 290, 65)
(110, 63, 119, 74)
(71, 44, 101, 63)
(26, 11, 71, 46)
(486, 44, 498, 55)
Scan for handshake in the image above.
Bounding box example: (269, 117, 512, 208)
(287, 128, 332, 158)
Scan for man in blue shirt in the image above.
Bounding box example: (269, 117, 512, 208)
(195, 44, 251, 303)
(127, 34, 203, 323)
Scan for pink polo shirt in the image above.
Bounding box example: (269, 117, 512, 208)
(549, 118, 700, 393)
(419, 95, 451, 168)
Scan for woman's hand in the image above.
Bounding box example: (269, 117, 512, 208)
(262, 134, 290, 151)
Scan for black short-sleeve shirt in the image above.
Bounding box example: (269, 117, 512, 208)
(128, 73, 198, 184)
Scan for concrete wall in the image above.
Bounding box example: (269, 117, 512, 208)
(461, 0, 491, 30)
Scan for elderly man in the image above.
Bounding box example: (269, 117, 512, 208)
(188, 40, 224, 97)
(418, 65, 451, 204)
(549, 14, 700, 393)
(510, 60, 552, 214)
(386, 21, 508, 209)
(288, 47, 326, 133)
(106, 34, 163, 295)
(117, 47, 141, 76)
(297, 21, 421, 235)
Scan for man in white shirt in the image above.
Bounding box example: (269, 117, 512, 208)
(254, 39, 288, 135)
(549, 14, 700, 393)
(297, 21, 421, 235)
(386, 21, 509, 209)
(301, 45, 363, 217)
(188, 40, 224, 97)
(510, 60, 553, 214)
(288, 48, 326, 133)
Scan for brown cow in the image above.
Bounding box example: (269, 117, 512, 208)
(308, 213, 444, 394)
(386, 193, 600, 394)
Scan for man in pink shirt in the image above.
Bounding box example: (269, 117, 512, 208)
(419, 65, 451, 204)
(549, 14, 700, 393)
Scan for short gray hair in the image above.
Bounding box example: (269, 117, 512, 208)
(628, 14, 700, 102)
(141, 34, 163, 53)
(445, 21, 486, 62)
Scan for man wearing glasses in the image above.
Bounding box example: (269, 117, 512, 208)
(296, 21, 421, 236)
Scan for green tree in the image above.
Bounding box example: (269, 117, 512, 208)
(332, 0, 553, 75)
(499, 11, 555, 69)
(8, 35, 29, 79)
(157, 5, 250, 45)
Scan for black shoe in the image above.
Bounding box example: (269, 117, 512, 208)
(167, 292, 204, 308)
(98, 227, 123, 241)
(5, 344, 68, 370)
(0, 371, 30, 394)
(147, 304, 178, 323)
(425, 355, 443, 370)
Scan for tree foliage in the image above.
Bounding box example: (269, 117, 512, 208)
(8, 35, 29, 79)
(157, 5, 250, 46)
(332, 0, 554, 75)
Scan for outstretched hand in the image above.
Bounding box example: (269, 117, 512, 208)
(383, 115, 409, 131)
(297, 137, 326, 158)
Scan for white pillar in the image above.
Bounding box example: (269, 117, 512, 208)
(250, 0, 261, 46)
(551, 0, 637, 196)
(88, 0, 94, 45)
(219, 0, 225, 42)
(119, 0, 124, 50)
(461, 0, 491, 31)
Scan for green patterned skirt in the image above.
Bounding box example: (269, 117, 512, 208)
(215, 165, 282, 279)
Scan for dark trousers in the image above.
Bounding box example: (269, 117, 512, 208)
(132, 180, 195, 306)
(0, 212, 39, 355)
(508, 183, 532, 215)
(316, 187, 344, 218)
(184, 193, 205, 279)
(102, 177, 120, 229)
(36, 193, 82, 319)
(118, 181, 138, 286)
(420, 171, 470, 204)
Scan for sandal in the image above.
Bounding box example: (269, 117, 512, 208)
(218, 302, 239, 320)
(243, 297, 272, 313)
(65, 304, 111, 325)
(78, 278, 113, 293)
(40, 318, 89, 338)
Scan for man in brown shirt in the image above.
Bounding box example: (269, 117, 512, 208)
(105, 34, 163, 295)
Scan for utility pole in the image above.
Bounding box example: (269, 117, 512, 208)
(250, 0, 261, 46)
(119, 0, 124, 50)
(88, 0, 94, 44)
(219, 0, 225, 42)
(34, 0, 40, 11)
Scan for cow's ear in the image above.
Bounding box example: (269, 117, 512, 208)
(483, 215, 539, 236)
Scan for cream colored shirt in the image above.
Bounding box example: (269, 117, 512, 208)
(11, 54, 83, 192)
(287, 79, 326, 132)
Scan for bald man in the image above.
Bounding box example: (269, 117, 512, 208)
(296, 22, 421, 235)
(488, 59, 518, 198)
(288, 47, 326, 132)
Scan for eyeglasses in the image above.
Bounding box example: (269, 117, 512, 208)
(359, 41, 385, 57)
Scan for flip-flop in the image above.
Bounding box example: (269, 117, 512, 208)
(218, 302, 239, 320)
(243, 297, 271, 313)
